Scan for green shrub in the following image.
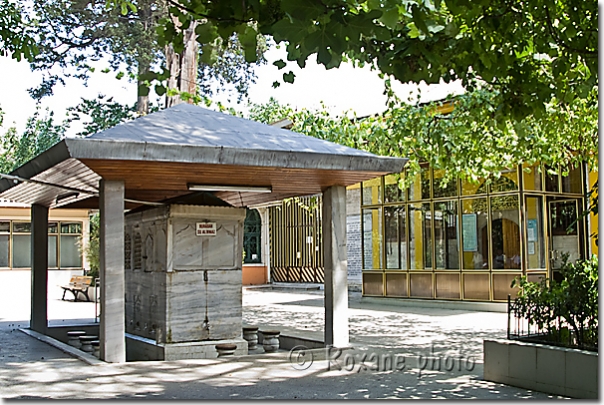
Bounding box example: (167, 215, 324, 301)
(512, 255, 598, 349)
(82, 213, 99, 285)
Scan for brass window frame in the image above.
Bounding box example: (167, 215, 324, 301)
(359, 163, 589, 302)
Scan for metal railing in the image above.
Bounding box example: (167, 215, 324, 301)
(94, 277, 100, 323)
(507, 294, 597, 352)
(269, 195, 324, 283)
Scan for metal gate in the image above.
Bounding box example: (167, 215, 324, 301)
(269, 195, 324, 283)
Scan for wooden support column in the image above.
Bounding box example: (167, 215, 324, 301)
(323, 185, 349, 347)
(99, 179, 126, 363)
(30, 204, 49, 333)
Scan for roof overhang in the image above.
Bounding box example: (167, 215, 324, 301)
(0, 105, 407, 209)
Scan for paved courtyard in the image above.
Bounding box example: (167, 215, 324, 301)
(0, 282, 564, 399)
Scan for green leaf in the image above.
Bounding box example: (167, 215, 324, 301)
(406, 22, 423, 39)
(272, 81, 281, 88)
(115, 71, 125, 80)
(281, 0, 325, 21)
(273, 59, 287, 69)
(138, 84, 150, 97)
(271, 19, 312, 44)
(200, 44, 217, 65)
(367, 0, 381, 10)
(411, 4, 430, 35)
(325, 52, 343, 69)
(283, 71, 295, 83)
(444, 21, 459, 37)
(317, 47, 332, 66)
(154, 84, 166, 96)
(240, 25, 259, 63)
(195, 22, 218, 44)
(138, 71, 157, 82)
(365, 9, 383, 20)
(380, 8, 400, 29)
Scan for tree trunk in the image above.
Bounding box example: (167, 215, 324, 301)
(137, 61, 150, 115)
(165, 20, 199, 108)
(136, 3, 152, 115)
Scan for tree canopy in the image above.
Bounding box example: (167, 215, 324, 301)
(158, 0, 597, 120)
(0, 107, 64, 173)
(0, 0, 39, 62)
(248, 88, 598, 188)
(14, 0, 267, 111)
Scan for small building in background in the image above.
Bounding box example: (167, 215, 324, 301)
(248, 163, 597, 303)
(0, 199, 91, 298)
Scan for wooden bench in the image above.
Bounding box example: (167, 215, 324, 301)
(60, 276, 93, 302)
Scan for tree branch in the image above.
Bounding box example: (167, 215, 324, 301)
(543, 6, 597, 57)
(166, 0, 251, 24)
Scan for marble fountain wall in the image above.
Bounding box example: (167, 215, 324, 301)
(124, 204, 248, 361)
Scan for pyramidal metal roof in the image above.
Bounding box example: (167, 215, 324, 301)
(0, 103, 407, 209)
(87, 103, 374, 157)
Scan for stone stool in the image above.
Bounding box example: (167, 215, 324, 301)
(79, 335, 98, 353)
(259, 330, 280, 353)
(91, 340, 100, 358)
(242, 326, 259, 350)
(215, 343, 237, 357)
(67, 331, 86, 349)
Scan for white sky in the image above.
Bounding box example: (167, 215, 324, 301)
(0, 46, 464, 137)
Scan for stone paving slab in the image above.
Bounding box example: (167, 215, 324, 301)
(0, 288, 566, 399)
(243, 289, 509, 360)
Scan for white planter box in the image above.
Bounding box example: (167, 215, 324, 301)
(484, 339, 598, 399)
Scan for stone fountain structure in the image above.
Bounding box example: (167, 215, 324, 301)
(124, 204, 247, 360)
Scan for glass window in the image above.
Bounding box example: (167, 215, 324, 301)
(13, 234, 31, 268)
(362, 177, 382, 205)
(409, 166, 430, 201)
(461, 199, 489, 269)
(13, 222, 31, 233)
(490, 169, 519, 193)
(0, 235, 8, 267)
(491, 195, 521, 269)
(61, 222, 82, 234)
(522, 164, 542, 191)
(550, 199, 581, 267)
(525, 197, 545, 269)
(409, 203, 431, 269)
(48, 235, 57, 268)
(433, 169, 458, 198)
(60, 235, 82, 268)
(0, 221, 9, 232)
(434, 201, 459, 269)
(48, 222, 58, 234)
(385, 206, 407, 269)
(384, 173, 405, 203)
(362, 208, 382, 269)
(461, 177, 487, 195)
(243, 209, 262, 263)
(545, 166, 559, 192)
(561, 165, 583, 194)
(550, 200, 578, 236)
